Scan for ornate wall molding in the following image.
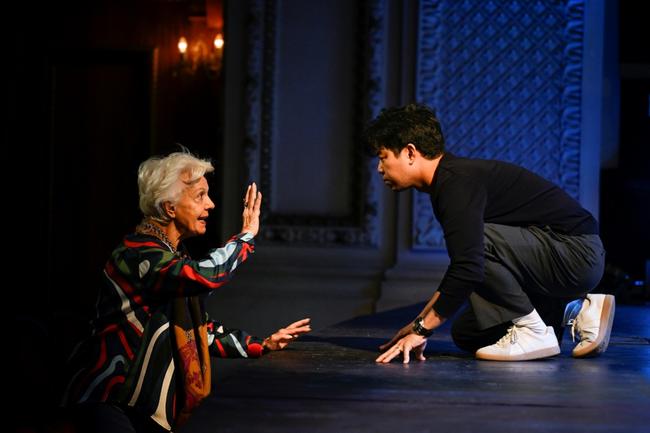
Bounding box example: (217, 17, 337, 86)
(243, 0, 385, 247)
(414, 0, 585, 250)
(560, 0, 585, 199)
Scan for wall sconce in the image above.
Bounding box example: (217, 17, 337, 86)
(173, 0, 224, 78)
(175, 33, 223, 78)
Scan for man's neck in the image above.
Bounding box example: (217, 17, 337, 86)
(414, 153, 443, 192)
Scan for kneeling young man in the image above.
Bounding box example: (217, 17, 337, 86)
(367, 104, 614, 363)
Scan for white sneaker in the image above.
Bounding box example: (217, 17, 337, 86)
(567, 294, 615, 358)
(475, 325, 561, 361)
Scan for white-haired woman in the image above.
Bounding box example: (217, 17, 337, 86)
(62, 150, 310, 433)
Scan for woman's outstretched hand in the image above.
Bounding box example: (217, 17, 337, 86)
(241, 182, 262, 236)
(262, 318, 312, 351)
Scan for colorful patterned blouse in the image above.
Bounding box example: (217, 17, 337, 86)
(62, 232, 262, 430)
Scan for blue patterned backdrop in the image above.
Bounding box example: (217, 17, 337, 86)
(414, 0, 585, 250)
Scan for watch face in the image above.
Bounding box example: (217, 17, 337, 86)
(413, 318, 425, 335)
(413, 317, 432, 337)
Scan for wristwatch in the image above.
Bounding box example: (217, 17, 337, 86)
(412, 317, 434, 337)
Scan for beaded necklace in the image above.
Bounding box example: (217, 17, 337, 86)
(135, 219, 178, 254)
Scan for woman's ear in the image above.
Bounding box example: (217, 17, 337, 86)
(163, 202, 176, 219)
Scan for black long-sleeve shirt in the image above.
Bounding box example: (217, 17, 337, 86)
(428, 152, 598, 318)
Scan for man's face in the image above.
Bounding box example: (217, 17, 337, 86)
(376, 147, 413, 191)
(173, 175, 215, 239)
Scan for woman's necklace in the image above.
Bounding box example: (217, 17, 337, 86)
(135, 219, 178, 254)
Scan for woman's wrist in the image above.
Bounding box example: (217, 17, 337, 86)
(239, 231, 255, 241)
(262, 337, 272, 352)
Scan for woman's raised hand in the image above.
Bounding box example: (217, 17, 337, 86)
(241, 182, 262, 236)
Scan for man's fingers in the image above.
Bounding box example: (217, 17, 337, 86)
(376, 350, 397, 363)
(376, 344, 403, 363)
(414, 341, 427, 361)
(379, 336, 399, 351)
(402, 343, 412, 364)
(379, 342, 394, 351)
(377, 335, 429, 363)
(381, 335, 399, 350)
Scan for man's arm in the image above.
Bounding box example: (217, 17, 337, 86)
(418, 291, 445, 328)
(377, 174, 487, 363)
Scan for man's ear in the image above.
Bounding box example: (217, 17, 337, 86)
(163, 202, 176, 219)
(405, 143, 418, 164)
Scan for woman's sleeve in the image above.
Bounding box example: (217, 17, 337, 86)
(147, 232, 255, 296)
(206, 320, 265, 359)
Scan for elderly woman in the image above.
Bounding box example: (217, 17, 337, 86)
(62, 150, 310, 432)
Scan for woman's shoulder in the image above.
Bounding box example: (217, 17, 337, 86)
(111, 233, 176, 265)
(118, 233, 173, 255)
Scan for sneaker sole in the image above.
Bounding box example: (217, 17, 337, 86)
(476, 345, 561, 361)
(572, 295, 615, 358)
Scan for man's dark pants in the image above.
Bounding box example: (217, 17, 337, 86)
(451, 223, 605, 352)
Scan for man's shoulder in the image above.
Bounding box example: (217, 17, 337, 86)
(432, 159, 488, 206)
(441, 153, 533, 179)
(437, 153, 491, 182)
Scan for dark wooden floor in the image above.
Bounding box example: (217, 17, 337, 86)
(182, 303, 650, 433)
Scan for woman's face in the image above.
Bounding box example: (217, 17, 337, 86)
(172, 175, 215, 239)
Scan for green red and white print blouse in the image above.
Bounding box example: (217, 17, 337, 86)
(62, 231, 263, 431)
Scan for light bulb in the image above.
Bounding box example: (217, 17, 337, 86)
(214, 34, 224, 50)
(178, 37, 188, 54)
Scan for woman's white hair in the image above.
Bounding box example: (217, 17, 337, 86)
(138, 148, 214, 222)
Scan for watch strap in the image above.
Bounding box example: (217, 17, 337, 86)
(412, 317, 433, 337)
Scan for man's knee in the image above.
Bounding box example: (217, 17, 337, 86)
(450, 319, 480, 353)
(451, 317, 511, 354)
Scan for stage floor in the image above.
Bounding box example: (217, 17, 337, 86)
(182, 303, 650, 433)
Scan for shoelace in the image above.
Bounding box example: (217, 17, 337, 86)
(496, 326, 518, 346)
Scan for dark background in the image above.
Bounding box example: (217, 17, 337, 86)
(599, 0, 650, 299)
(7, 0, 649, 430)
